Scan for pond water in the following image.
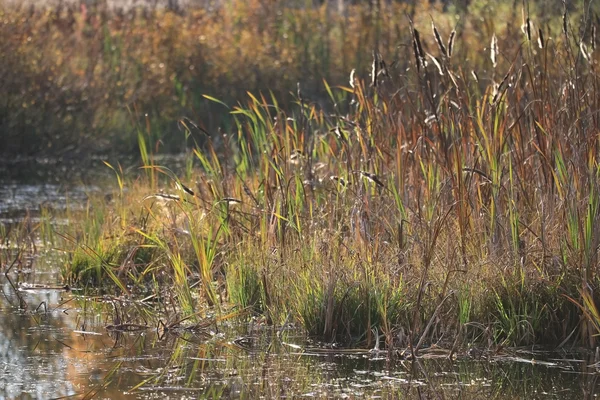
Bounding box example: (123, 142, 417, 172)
(2, 162, 600, 399)
(2, 267, 599, 400)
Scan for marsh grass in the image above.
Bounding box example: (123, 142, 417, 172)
(3, 1, 600, 351)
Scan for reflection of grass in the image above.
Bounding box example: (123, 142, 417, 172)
(100, 325, 587, 398)
(3, 1, 600, 351)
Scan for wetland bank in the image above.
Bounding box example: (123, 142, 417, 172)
(2, 0, 600, 397)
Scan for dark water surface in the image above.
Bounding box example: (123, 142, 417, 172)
(0, 154, 186, 223)
(1, 267, 599, 399)
(2, 267, 599, 399)
(0, 157, 111, 225)
(1, 161, 600, 399)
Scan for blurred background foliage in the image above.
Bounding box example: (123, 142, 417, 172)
(0, 0, 597, 157)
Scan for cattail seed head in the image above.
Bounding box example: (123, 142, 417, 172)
(412, 28, 426, 71)
(414, 29, 425, 59)
(297, 82, 303, 102)
(490, 34, 498, 68)
(412, 38, 421, 72)
(538, 28, 544, 49)
(371, 51, 379, 87)
(431, 20, 447, 57)
(448, 29, 456, 58)
(580, 42, 591, 63)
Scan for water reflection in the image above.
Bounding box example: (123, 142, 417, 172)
(0, 272, 76, 399)
(0, 154, 191, 225)
(3, 266, 599, 399)
(1, 248, 600, 398)
(0, 183, 97, 224)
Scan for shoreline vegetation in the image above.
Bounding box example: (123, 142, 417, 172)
(3, 0, 600, 353)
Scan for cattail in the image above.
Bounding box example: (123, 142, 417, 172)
(491, 82, 499, 104)
(520, 14, 531, 41)
(221, 197, 242, 206)
(431, 20, 447, 57)
(357, 171, 385, 189)
(592, 25, 596, 51)
(297, 82, 303, 102)
(330, 176, 349, 187)
(414, 29, 425, 59)
(538, 28, 544, 49)
(580, 42, 591, 63)
(490, 34, 498, 68)
(412, 28, 426, 71)
(371, 51, 379, 87)
(447, 29, 456, 58)
(562, 10, 568, 39)
(176, 182, 195, 196)
(146, 193, 181, 202)
(412, 37, 422, 72)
